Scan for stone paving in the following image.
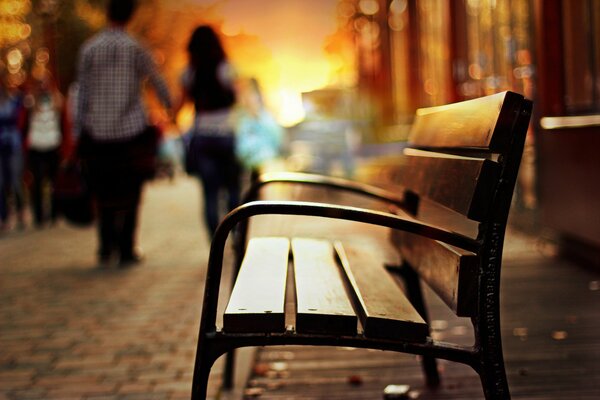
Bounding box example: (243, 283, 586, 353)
(3, 174, 600, 400)
(0, 176, 229, 400)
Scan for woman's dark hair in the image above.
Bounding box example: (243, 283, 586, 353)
(107, 0, 137, 24)
(186, 25, 235, 111)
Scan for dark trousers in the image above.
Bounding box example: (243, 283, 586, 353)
(79, 129, 154, 260)
(0, 142, 25, 224)
(28, 149, 59, 226)
(96, 187, 141, 259)
(191, 135, 241, 236)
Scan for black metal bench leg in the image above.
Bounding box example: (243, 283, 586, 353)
(476, 320, 511, 399)
(191, 351, 214, 400)
(222, 350, 235, 389)
(191, 364, 211, 400)
(191, 338, 224, 400)
(221, 224, 247, 391)
(395, 263, 441, 387)
(421, 355, 440, 387)
(478, 365, 510, 400)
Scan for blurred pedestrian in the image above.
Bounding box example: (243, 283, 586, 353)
(0, 74, 26, 232)
(24, 75, 69, 228)
(65, 81, 79, 142)
(76, 0, 173, 268)
(177, 25, 240, 237)
(235, 77, 284, 181)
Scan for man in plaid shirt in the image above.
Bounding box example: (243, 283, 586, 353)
(76, 0, 173, 269)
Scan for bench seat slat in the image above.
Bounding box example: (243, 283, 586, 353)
(334, 242, 428, 342)
(223, 237, 290, 333)
(292, 238, 357, 335)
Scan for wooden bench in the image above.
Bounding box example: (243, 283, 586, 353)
(191, 91, 532, 399)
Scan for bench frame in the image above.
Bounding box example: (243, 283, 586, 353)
(191, 92, 533, 399)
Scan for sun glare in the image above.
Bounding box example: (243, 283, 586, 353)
(277, 89, 306, 127)
(215, 0, 345, 127)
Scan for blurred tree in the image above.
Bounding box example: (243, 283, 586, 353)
(0, 0, 32, 88)
(25, 0, 105, 91)
(54, 0, 102, 91)
(27, 0, 162, 92)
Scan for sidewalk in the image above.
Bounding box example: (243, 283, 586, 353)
(0, 176, 239, 400)
(2, 175, 600, 399)
(240, 227, 600, 399)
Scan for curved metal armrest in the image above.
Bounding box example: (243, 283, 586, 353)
(244, 171, 408, 209)
(200, 200, 480, 329)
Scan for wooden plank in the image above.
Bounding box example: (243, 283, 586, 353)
(334, 242, 429, 342)
(409, 90, 524, 152)
(369, 151, 500, 221)
(249, 239, 600, 400)
(390, 231, 479, 317)
(223, 237, 290, 333)
(292, 238, 357, 335)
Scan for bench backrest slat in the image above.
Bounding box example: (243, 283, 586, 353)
(387, 91, 530, 316)
(378, 151, 501, 221)
(390, 231, 479, 316)
(409, 91, 523, 152)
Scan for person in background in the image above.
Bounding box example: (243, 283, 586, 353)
(177, 25, 240, 237)
(65, 81, 79, 142)
(235, 77, 284, 181)
(24, 75, 70, 228)
(76, 0, 173, 268)
(0, 74, 26, 232)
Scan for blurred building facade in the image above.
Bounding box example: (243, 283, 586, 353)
(344, 0, 600, 266)
(2, 0, 598, 266)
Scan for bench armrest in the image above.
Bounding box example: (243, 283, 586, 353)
(244, 171, 409, 209)
(200, 200, 480, 329)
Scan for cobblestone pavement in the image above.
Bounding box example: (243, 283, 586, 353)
(3, 175, 600, 400)
(0, 176, 230, 400)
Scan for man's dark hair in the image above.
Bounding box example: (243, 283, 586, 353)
(107, 0, 137, 23)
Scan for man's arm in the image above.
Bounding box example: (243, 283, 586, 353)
(74, 49, 88, 138)
(138, 47, 173, 111)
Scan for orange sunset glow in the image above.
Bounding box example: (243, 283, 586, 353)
(145, 0, 355, 127)
(0, 0, 356, 127)
(1, 0, 356, 127)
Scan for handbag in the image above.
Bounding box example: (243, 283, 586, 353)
(53, 160, 95, 226)
(235, 111, 283, 170)
(182, 132, 199, 175)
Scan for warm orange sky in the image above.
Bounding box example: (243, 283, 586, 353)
(174, 0, 343, 126)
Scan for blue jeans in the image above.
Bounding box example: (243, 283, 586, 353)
(190, 135, 241, 236)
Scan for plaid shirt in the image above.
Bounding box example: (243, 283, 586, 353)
(76, 28, 172, 142)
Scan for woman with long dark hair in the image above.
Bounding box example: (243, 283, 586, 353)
(179, 25, 240, 237)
